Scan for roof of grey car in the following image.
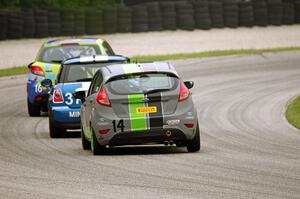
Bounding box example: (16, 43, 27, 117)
(101, 62, 179, 81)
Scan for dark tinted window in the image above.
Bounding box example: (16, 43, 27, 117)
(60, 64, 105, 83)
(106, 73, 179, 95)
(38, 45, 100, 63)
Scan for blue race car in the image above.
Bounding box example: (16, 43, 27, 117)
(27, 38, 115, 116)
(42, 55, 128, 138)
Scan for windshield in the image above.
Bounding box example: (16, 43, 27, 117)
(38, 45, 101, 63)
(61, 63, 106, 83)
(107, 73, 179, 95)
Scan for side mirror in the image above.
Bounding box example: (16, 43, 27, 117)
(73, 91, 86, 103)
(184, 81, 194, 89)
(41, 79, 53, 88)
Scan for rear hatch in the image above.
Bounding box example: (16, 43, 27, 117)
(61, 82, 90, 108)
(105, 73, 180, 129)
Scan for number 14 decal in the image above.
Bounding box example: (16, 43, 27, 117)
(112, 120, 125, 132)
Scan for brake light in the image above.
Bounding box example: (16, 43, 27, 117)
(99, 129, 110, 135)
(185, 124, 194, 128)
(178, 80, 190, 102)
(97, 85, 111, 107)
(30, 66, 45, 76)
(53, 88, 63, 103)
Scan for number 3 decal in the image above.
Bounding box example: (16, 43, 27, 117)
(65, 93, 73, 105)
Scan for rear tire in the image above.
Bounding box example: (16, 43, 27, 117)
(186, 123, 201, 152)
(49, 111, 65, 138)
(91, 127, 106, 155)
(81, 125, 91, 150)
(27, 98, 40, 117)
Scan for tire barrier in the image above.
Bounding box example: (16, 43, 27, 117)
(267, 0, 283, 25)
(296, 0, 300, 23)
(252, 0, 268, 26)
(192, 0, 211, 30)
(238, 0, 254, 27)
(282, 1, 295, 25)
(0, 10, 7, 40)
(74, 10, 86, 36)
(103, 6, 118, 34)
(85, 9, 103, 35)
(160, 1, 177, 30)
(223, 0, 239, 28)
(60, 9, 75, 36)
(132, 4, 148, 32)
(47, 8, 60, 36)
(175, 1, 195, 30)
(7, 11, 24, 39)
(34, 9, 48, 38)
(209, 1, 224, 28)
(118, 5, 132, 33)
(1, 0, 300, 40)
(22, 8, 35, 38)
(147, 2, 163, 31)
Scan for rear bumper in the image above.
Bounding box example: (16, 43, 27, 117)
(108, 128, 187, 147)
(50, 106, 81, 129)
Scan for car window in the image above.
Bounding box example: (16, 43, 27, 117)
(90, 73, 103, 94)
(106, 73, 179, 95)
(61, 63, 104, 83)
(38, 45, 100, 63)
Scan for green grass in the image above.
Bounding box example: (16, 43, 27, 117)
(286, 96, 300, 130)
(131, 47, 300, 62)
(1, 46, 300, 78)
(0, 66, 27, 78)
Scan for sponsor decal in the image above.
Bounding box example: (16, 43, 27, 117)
(69, 111, 80, 118)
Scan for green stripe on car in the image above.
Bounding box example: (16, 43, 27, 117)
(128, 94, 147, 131)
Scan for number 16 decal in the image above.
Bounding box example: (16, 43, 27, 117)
(112, 120, 125, 132)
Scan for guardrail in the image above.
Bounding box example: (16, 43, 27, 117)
(0, 0, 299, 41)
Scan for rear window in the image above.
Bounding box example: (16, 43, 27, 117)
(106, 73, 179, 95)
(38, 45, 101, 63)
(60, 63, 106, 83)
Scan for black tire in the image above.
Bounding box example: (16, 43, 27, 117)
(91, 127, 106, 155)
(49, 111, 65, 138)
(27, 98, 40, 117)
(186, 123, 200, 153)
(81, 125, 91, 150)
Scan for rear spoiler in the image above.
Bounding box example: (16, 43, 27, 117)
(63, 55, 130, 65)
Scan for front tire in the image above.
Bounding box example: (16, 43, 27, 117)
(91, 127, 106, 155)
(81, 125, 91, 150)
(27, 98, 40, 117)
(186, 122, 201, 152)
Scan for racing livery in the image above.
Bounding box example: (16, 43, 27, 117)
(44, 55, 128, 138)
(75, 62, 200, 155)
(27, 38, 115, 116)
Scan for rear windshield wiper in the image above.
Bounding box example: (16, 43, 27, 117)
(144, 88, 171, 94)
(75, 78, 92, 82)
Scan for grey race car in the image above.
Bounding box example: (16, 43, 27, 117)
(74, 62, 200, 155)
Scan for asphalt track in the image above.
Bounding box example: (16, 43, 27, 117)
(0, 52, 299, 198)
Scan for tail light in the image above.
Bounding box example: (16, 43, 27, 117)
(97, 85, 111, 107)
(53, 88, 64, 103)
(178, 80, 190, 102)
(30, 66, 45, 76)
(184, 124, 194, 128)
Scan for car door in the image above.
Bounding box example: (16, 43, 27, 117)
(84, 72, 103, 140)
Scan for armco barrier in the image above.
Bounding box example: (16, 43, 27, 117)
(0, 0, 300, 40)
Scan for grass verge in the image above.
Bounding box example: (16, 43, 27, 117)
(1, 47, 300, 78)
(0, 66, 27, 78)
(286, 96, 300, 130)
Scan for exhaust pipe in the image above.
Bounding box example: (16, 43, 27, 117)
(165, 130, 172, 137)
(164, 141, 169, 146)
(169, 140, 174, 146)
